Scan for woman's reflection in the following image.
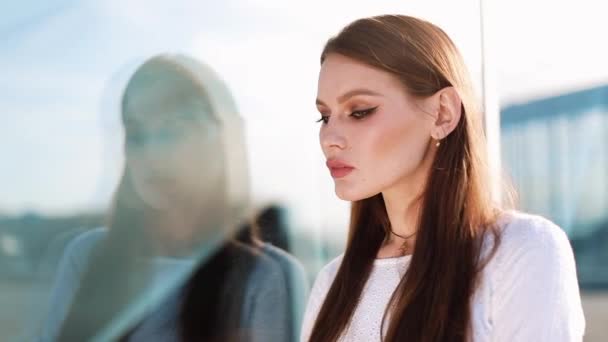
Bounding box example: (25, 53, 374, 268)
(42, 54, 290, 342)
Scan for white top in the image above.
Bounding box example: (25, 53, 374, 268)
(300, 211, 586, 342)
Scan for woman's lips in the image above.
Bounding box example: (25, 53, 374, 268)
(329, 167, 354, 178)
(326, 159, 355, 179)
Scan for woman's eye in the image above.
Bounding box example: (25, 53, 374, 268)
(350, 106, 378, 119)
(316, 115, 329, 124)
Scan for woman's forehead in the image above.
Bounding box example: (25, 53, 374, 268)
(317, 55, 407, 105)
(123, 81, 216, 127)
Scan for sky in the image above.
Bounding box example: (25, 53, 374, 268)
(1, 0, 607, 233)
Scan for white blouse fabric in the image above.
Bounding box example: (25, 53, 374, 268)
(300, 211, 586, 342)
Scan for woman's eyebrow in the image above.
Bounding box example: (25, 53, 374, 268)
(316, 88, 382, 107)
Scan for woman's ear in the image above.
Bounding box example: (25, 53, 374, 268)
(431, 87, 462, 140)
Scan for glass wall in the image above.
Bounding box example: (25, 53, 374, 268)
(0, 2, 485, 341)
(3, 1, 604, 341)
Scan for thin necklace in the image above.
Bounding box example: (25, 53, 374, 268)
(389, 229, 416, 240)
(388, 229, 416, 256)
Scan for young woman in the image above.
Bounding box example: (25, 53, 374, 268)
(41, 54, 290, 341)
(301, 15, 585, 342)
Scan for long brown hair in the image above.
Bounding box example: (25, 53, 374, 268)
(308, 15, 505, 342)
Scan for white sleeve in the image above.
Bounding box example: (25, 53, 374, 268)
(491, 218, 586, 342)
(299, 262, 334, 342)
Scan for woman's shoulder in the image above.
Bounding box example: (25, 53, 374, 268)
(495, 210, 571, 252)
(485, 210, 575, 277)
(224, 241, 286, 283)
(478, 213, 586, 339)
(62, 227, 107, 266)
(311, 253, 344, 293)
(261, 243, 306, 272)
(67, 227, 107, 248)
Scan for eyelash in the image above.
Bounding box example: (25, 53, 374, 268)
(316, 106, 378, 124)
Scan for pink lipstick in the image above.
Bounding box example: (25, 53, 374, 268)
(326, 159, 355, 179)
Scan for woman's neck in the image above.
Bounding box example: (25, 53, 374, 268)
(145, 209, 202, 256)
(380, 176, 427, 256)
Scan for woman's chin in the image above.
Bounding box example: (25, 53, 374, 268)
(335, 186, 370, 202)
(135, 188, 174, 210)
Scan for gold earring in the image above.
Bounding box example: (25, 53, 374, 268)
(433, 136, 441, 147)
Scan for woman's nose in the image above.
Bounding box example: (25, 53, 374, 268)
(320, 121, 348, 153)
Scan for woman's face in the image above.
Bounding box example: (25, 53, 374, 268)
(123, 78, 223, 212)
(316, 53, 437, 201)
